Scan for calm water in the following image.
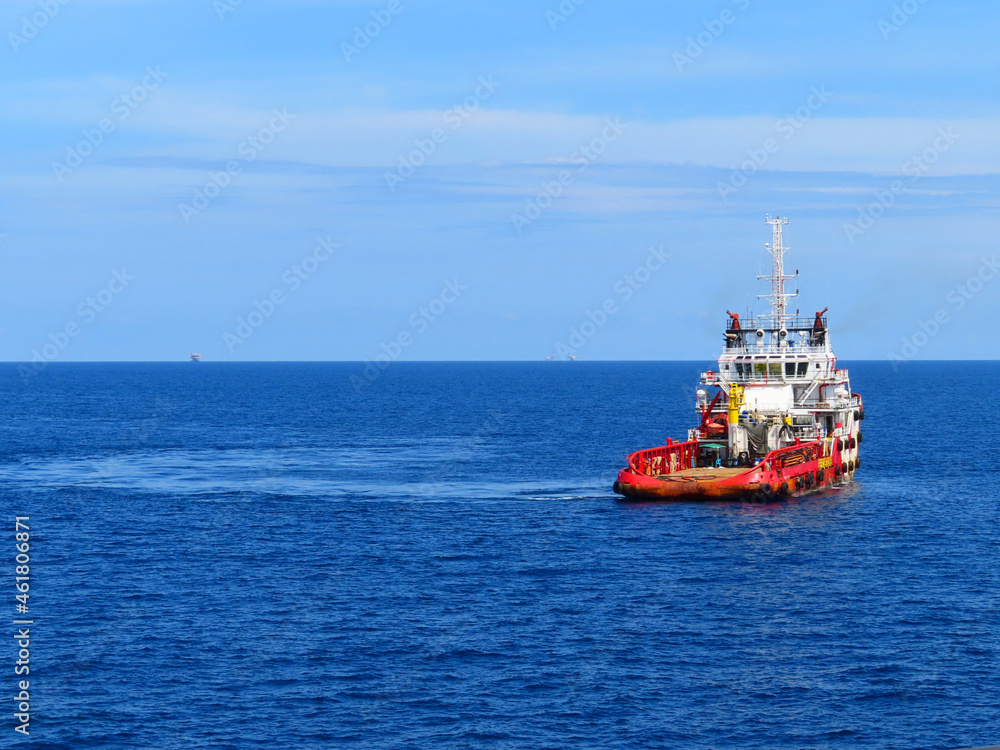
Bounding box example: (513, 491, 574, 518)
(2, 361, 998, 750)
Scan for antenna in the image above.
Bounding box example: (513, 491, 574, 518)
(758, 214, 798, 328)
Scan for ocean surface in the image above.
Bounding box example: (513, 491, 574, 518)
(2, 361, 998, 750)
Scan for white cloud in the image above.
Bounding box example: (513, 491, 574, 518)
(4, 72, 1000, 176)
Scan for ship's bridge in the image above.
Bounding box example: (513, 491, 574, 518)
(713, 313, 837, 382)
(719, 354, 832, 382)
(721, 314, 831, 354)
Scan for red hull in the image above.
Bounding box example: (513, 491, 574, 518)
(613, 437, 860, 502)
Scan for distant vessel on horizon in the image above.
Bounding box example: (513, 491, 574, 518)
(190, 353, 201, 362)
(614, 215, 864, 502)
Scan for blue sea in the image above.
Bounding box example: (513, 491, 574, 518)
(2, 361, 998, 750)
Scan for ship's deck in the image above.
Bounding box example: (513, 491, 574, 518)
(652, 467, 748, 481)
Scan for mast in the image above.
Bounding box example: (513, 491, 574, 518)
(758, 215, 798, 329)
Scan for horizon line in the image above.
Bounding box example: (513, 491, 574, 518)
(4, 359, 998, 365)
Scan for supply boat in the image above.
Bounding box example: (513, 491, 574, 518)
(613, 215, 864, 502)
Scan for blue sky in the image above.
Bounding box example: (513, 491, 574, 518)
(2, 0, 999, 363)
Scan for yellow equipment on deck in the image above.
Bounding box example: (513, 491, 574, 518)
(728, 384, 745, 425)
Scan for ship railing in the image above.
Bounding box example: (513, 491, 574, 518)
(728, 315, 828, 331)
(730, 367, 810, 382)
(627, 439, 699, 477)
(710, 367, 843, 384)
(627, 436, 827, 477)
(723, 342, 831, 354)
(815, 395, 862, 410)
(762, 441, 823, 472)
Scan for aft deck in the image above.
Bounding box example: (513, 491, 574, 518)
(651, 467, 748, 481)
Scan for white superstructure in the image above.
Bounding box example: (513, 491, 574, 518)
(693, 216, 863, 466)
